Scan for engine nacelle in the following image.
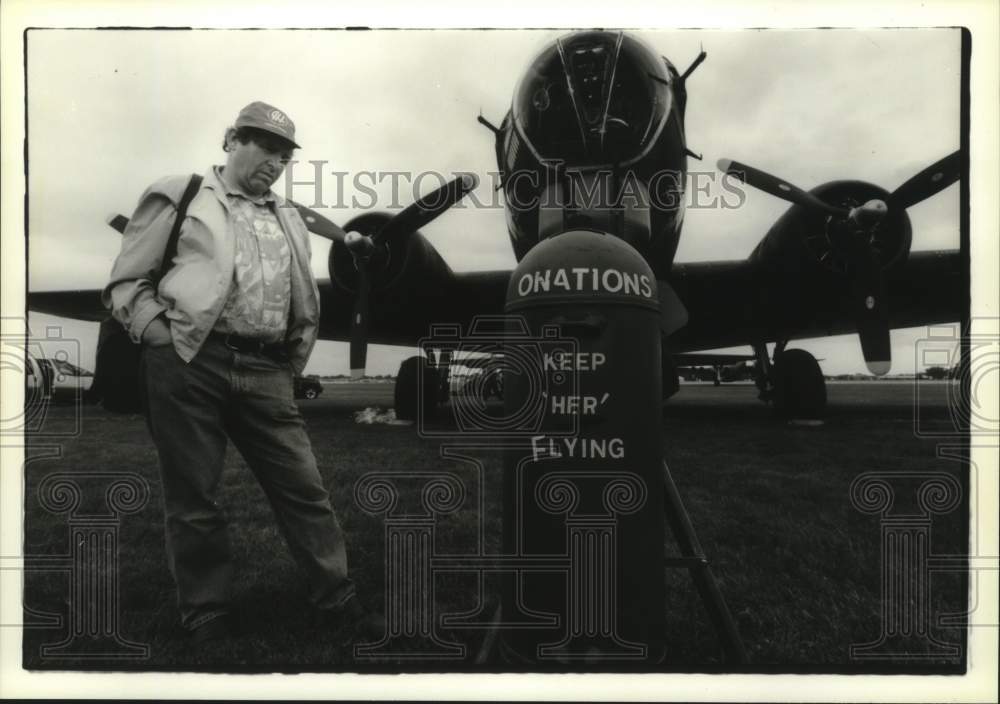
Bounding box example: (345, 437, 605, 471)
(328, 211, 454, 296)
(748, 180, 912, 277)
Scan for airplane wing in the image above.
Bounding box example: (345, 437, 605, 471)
(27, 249, 961, 355)
(23, 271, 510, 343)
(366, 249, 962, 355)
(666, 249, 963, 353)
(314, 269, 511, 347)
(26, 289, 107, 322)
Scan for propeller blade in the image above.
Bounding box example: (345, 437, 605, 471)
(106, 213, 129, 234)
(889, 150, 961, 210)
(375, 173, 479, 245)
(717, 158, 848, 218)
(847, 240, 891, 376)
(290, 201, 347, 244)
(349, 263, 371, 380)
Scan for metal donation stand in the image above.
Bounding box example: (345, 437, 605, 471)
(497, 229, 746, 667)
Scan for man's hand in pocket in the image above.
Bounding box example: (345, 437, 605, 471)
(142, 317, 172, 347)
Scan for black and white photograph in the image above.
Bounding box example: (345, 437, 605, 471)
(2, 1, 997, 700)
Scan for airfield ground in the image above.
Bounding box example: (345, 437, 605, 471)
(20, 381, 968, 672)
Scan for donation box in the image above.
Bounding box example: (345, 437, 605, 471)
(501, 229, 666, 667)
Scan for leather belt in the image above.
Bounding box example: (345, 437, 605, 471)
(210, 331, 289, 361)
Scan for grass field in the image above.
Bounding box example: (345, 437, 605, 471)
(21, 381, 969, 672)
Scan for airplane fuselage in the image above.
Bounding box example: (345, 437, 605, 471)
(491, 31, 691, 280)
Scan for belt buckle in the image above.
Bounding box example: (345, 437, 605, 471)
(223, 333, 253, 353)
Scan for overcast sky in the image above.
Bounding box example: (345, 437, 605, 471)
(25, 28, 962, 375)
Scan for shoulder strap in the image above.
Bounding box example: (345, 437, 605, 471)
(157, 174, 203, 280)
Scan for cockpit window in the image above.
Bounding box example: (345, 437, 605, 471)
(512, 31, 672, 168)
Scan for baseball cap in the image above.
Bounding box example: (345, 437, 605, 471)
(233, 101, 301, 149)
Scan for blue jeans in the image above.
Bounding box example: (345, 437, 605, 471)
(141, 335, 355, 630)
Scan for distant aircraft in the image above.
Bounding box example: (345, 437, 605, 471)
(674, 354, 757, 386)
(28, 30, 963, 419)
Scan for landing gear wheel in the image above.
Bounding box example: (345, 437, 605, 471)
(394, 356, 440, 422)
(661, 352, 680, 401)
(771, 349, 827, 421)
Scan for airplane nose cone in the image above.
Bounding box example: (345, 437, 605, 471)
(849, 199, 888, 228)
(864, 199, 888, 215)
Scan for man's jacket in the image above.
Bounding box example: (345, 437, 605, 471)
(102, 167, 320, 374)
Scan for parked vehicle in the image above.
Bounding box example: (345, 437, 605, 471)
(24, 356, 94, 401)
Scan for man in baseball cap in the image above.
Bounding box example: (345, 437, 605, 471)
(105, 97, 384, 647)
